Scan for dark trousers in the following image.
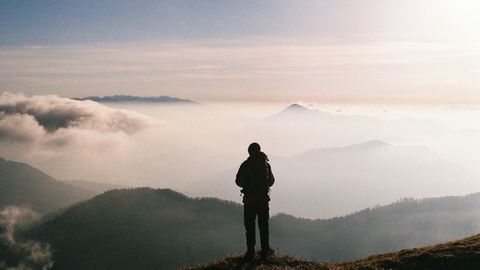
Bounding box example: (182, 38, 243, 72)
(243, 201, 269, 253)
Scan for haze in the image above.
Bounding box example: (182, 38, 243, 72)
(2, 0, 480, 218)
(2, 93, 480, 218)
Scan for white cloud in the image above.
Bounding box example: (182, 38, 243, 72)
(0, 113, 45, 143)
(0, 92, 157, 157)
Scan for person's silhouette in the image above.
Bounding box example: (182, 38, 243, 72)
(235, 142, 275, 260)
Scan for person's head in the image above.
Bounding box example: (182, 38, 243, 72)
(248, 142, 261, 156)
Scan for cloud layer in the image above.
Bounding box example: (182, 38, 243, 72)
(0, 92, 156, 155)
(2, 39, 479, 103)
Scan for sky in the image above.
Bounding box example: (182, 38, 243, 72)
(1, 0, 480, 103)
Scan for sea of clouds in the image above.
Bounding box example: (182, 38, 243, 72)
(0, 92, 157, 159)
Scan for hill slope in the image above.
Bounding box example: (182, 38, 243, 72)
(0, 157, 95, 214)
(16, 188, 480, 270)
(343, 234, 480, 270)
(185, 252, 332, 270)
(26, 188, 245, 270)
(187, 234, 480, 270)
(269, 193, 480, 261)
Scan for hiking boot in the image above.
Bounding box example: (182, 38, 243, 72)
(242, 251, 254, 261)
(261, 247, 275, 259)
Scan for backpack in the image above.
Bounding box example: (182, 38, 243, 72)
(241, 156, 271, 196)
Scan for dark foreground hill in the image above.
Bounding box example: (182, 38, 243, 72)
(343, 234, 480, 270)
(26, 188, 245, 270)
(0, 157, 95, 214)
(187, 234, 480, 270)
(269, 193, 480, 261)
(185, 252, 332, 270)
(12, 188, 480, 270)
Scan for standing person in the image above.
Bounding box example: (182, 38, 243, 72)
(235, 142, 275, 260)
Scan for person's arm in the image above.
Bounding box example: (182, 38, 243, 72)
(267, 163, 275, 187)
(235, 162, 247, 187)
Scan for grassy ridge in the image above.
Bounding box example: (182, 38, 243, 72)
(343, 234, 480, 270)
(187, 234, 480, 270)
(183, 252, 334, 270)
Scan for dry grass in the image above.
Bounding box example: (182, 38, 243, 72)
(342, 234, 480, 270)
(186, 234, 480, 270)
(183, 251, 336, 270)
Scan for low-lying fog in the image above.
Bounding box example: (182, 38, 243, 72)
(2, 93, 480, 218)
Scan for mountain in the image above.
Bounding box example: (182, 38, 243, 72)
(197, 140, 471, 218)
(14, 188, 480, 270)
(0, 157, 97, 214)
(269, 193, 480, 261)
(266, 104, 382, 129)
(26, 188, 245, 270)
(187, 234, 480, 270)
(73, 95, 196, 104)
(248, 103, 450, 157)
(269, 104, 448, 133)
(268, 103, 381, 123)
(280, 103, 311, 113)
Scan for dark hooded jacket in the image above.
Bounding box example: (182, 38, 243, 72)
(235, 152, 275, 203)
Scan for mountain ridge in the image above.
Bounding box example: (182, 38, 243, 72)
(17, 187, 480, 270)
(73, 95, 196, 104)
(25, 188, 244, 270)
(0, 157, 97, 214)
(2, 158, 480, 269)
(198, 139, 462, 218)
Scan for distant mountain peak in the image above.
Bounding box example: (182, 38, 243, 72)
(268, 103, 316, 119)
(284, 103, 309, 112)
(73, 95, 196, 104)
(0, 156, 96, 214)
